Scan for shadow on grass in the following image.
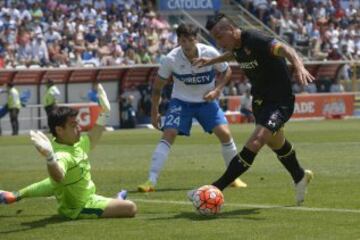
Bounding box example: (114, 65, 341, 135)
(149, 208, 264, 221)
(0, 215, 66, 234)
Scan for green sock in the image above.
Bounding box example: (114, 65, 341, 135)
(18, 178, 55, 200)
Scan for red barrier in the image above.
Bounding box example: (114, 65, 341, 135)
(293, 93, 354, 119)
(225, 93, 355, 123)
(225, 112, 243, 124)
(61, 103, 101, 131)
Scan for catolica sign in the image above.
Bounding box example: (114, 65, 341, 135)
(158, 0, 221, 11)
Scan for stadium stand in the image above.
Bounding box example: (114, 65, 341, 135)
(232, 0, 360, 61)
(0, 0, 175, 69)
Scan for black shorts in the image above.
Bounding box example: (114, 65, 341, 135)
(252, 97, 295, 133)
(44, 105, 56, 116)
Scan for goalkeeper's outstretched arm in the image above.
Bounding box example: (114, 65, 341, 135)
(30, 130, 65, 182)
(88, 83, 110, 149)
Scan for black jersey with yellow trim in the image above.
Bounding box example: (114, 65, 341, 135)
(232, 29, 293, 102)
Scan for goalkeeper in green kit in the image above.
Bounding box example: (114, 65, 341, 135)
(0, 84, 137, 219)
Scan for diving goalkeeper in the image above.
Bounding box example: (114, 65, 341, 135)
(0, 84, 137, 219)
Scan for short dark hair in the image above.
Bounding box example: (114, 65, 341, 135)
(47, 79, 54, 86)
(206, 13, 226, 31)
(48, 106, 79, 137)
(176, 23, 199, 38)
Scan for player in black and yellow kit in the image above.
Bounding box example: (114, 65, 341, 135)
(192, 13, 314, 205)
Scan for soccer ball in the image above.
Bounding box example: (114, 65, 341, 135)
(192, 185, 224, 216)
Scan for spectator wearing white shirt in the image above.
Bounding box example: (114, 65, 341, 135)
(237, 79, 251, 95)
(291, 2, 305, 20)
(355, 34, 360, 56)
(80, 0, 93, 7)
(7, 5, 21, 24)
(44, 24, 62, 44)
(253, 0, 268, 22)
(58, 17, 76, 35)
(94, 0, 106, 10)
(314, 2, 327, 21)
(326, 22, 340, 46)
(70, 7, 85, 22)
(18, 3, 32, 22)
(280, 11, 296, 45)
(345, 33, 355, 54)
(82, 4, 97, 21)
(16, 41, 32, 66)
(32, 34, 49, 66)
(345, 3, 357, 18)
(96, 11, 108, 35)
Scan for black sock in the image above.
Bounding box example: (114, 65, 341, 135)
(212, 147, 256, 191)
(274, 140, 304, 183)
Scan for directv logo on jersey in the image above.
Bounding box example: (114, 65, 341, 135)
(184, 75, 212, 85)
(238, 60, 259, 69)
(173, 71, 214, 85)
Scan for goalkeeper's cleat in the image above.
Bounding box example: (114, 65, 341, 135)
(117, 190, 128, 200)
(137, 180, 155, 192)
(230, 178, 247, 188)
(295, 169, 314, 206)
(0, 191, 19, 204)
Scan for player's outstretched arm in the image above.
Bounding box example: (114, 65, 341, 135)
(30, 130, 64, 182)
(274, 42, 315, 85)
(203, 66, 232, 101)
(193, 51, 234, 68)
(88, 83, 110, 149)
(151, 77, 167, 130)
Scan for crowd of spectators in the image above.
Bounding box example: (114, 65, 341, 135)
(238, 0, 360, 61)
(0, 0, 178, 69)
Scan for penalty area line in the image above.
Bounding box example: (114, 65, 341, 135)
(133, 198, 360, 214)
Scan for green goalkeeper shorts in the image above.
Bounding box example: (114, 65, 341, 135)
(76, 194, 112, 219)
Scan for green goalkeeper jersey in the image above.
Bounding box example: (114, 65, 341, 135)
(51, 135, 96, 219)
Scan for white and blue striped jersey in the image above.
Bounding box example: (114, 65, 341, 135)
(158, 43, 229, 103)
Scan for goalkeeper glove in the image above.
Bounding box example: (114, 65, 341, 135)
(96, 83, 111, 113)
(96, 83, 111, 126)
(30, 130, 56, 164)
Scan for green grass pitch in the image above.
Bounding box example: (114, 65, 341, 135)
(0, 120, 359, 239)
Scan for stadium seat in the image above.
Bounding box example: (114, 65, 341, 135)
(315, 64, 341, 81)
(42, 70, 71, 84)
(97, 69, 125, 82)
(314, 64, 341, 92)
(68, 70, 98, 83)
(0, 71, 16, 85)
(29, 64, 41, 69)
(12, 71, 43, 85)
(289, 64, 319, 82)
(230, 65, 245, 83)
(15, 65, 27, 69)
(121, 67, 153, 90)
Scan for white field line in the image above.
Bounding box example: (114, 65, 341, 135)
(133, 198, 360, 214)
